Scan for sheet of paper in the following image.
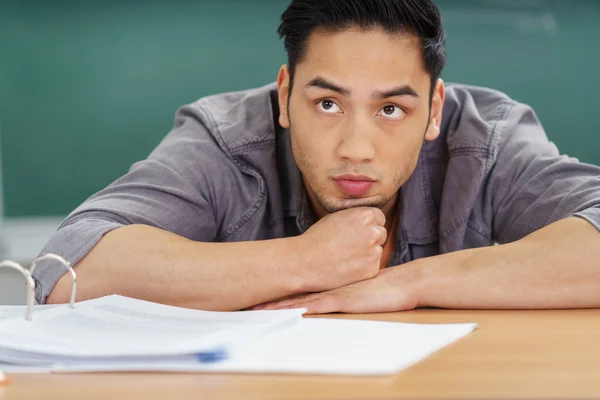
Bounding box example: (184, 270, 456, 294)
(0, 304, 58, 320)
(54, 318, 478, 376)
(0, 295, 305, 360)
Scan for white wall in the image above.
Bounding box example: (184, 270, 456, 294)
(0, 217, 63, 305)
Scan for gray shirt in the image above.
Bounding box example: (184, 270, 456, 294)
(33, 83, 600, 304)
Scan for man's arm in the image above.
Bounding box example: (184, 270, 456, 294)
(47, 207, 387, 311)
(420, 100, 600, 310)
(255, 216, 600, 313)
(418, 216, 600, 309)
(47, 224, 303, 311)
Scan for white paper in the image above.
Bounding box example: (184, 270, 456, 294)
(0, 295, 305, 360)
(0, 370, 5, 382)
(0, 304, 58, 320)
(54, 318, 478, 376)
(0, 295, 478, 377)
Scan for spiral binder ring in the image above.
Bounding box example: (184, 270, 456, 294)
(30, 254, 77, 309)
(0, 254, 76, 321)
(0, 260, 35, 321)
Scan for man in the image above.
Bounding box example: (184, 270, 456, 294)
(37, 0, 600, 314)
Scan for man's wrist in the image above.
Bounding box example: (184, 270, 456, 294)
(383, 258, 429, 309)
(409, 246, 497, 309)
(408, 258, 438, 309)
(279, 235, 312, 293)
(401, 251, 464, 309)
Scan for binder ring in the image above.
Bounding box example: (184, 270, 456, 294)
(30, 254, 77, 309)
(0, 260, 35, 321)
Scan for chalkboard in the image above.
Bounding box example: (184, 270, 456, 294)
(1, 0, 598, 217)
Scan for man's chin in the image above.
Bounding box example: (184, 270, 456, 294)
(320, 196, 388, 213)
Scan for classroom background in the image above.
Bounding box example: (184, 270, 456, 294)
(1, 0, 599, 303)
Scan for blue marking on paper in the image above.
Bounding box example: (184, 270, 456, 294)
(195, 347, 228, 363)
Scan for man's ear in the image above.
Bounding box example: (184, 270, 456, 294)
(277, 65, 291, 129)
(424, 79, 445, 142)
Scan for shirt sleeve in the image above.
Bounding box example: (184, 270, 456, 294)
(32, 104, 231, 303)
(489, 103, 600, 243)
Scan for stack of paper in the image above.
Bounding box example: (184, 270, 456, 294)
(0, 303, 58, 319)
(0, 295, 304, 368)
(0, 296, 477, 376)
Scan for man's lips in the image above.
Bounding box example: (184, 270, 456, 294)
(333, 175, 376, 197)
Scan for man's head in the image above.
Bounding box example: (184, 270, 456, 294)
(276, 0, 446, 218)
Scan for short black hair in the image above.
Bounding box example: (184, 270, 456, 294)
(277, 0, 446, 98)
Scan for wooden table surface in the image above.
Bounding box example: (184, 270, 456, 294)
(3, 309, 600, 399)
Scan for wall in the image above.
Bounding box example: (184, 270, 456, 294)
(1, 0, 599, 217)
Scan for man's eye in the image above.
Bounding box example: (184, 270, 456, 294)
(317, 99, 342, 114)
(377, 105, 405, 120)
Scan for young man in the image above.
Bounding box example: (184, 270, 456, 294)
(37, 0, 600, 314)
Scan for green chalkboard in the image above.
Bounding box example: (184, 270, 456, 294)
(1, 0, 599, 217)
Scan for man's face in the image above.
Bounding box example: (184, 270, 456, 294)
(277, 28, 444, 217)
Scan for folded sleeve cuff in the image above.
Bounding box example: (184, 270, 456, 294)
(32, 219, 124, 304)
(572, 207, 600, 233)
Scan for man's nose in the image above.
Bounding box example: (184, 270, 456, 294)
(336, 115, 377, 164)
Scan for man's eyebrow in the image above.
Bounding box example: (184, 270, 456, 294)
(305, 77, 351, 97)
(305, 78, 420, 101)
(373, 85, 420, 100)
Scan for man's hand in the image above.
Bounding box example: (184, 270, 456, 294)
(254, 266, 420, 314)
(293, 207, 387, 293)
(270, 218, 600, 313)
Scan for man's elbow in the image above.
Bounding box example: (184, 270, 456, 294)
(45, 274, 73, 304)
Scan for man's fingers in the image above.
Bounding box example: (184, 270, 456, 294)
(253, 293, 322, 310)
(360, 208, 385, 227)
(278, 295, 341, 315)
(253, 301, 285, 311)
(302, 295, 342, 314)
(376, 226, 387, 246)
(371, 208, 386, 227)
(257, 292, 341, 314)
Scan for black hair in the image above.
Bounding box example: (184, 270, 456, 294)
(277, 0, 446, 98)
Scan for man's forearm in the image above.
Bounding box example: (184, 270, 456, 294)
(46, 224, 304, 311)
(414, 217, 600, 309)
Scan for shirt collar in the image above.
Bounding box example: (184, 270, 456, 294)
(275, 125, 316, 233)
(397, 147, 440, 245)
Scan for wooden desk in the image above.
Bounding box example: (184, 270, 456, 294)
(3, 309, 600, 399)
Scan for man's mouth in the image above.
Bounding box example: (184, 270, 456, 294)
(332, 174, 376, 197)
